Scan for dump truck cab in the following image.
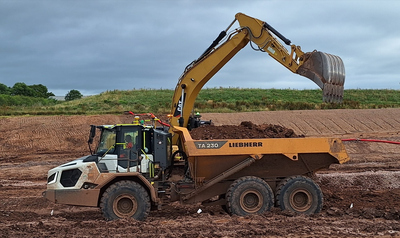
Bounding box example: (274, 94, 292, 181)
(88, 124, 172, 174)
(43, 122, 173, 217)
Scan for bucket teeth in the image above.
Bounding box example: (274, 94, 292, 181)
(297, 51, 345, 103)
(323, 83, 344, 103)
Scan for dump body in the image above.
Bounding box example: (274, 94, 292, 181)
(173, 126, 349, 185)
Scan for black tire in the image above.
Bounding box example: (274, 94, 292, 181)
(100, 180, 150, 221)
(221, 204, 229, 214)
(219, 194, 229, 214)
(226, 176, 274, 216)
(276, 176, 323, 215)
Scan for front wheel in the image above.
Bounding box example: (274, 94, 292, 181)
(100, 180, 150, 221)
(226, 176, 274, 216)
(276, 176, 323, 214)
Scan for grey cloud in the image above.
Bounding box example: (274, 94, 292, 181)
(1, 0, 399, 96)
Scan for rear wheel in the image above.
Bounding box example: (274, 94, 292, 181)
(218, 194, 229, 214)
(100, 180, 150, 221)
(276, 176, 323, 214)
(226, 176, 274, 216)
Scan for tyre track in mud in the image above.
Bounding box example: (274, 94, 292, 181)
(1, 108, 400, 169)
(1, 109, 400, 237)
(0, 115, 134, 159)
(203, 108, 400, 137)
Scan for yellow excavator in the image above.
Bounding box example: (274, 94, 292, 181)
(170, 12, 345, 130)
(43, 13, 348, 221)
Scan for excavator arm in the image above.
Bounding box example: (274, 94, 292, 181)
(169, 12, 345, 132)
(235, 13, 345, 102)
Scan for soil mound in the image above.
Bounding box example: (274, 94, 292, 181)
(190, 121, 303, 140)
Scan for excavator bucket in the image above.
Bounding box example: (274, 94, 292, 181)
(296, 51, 345, 103)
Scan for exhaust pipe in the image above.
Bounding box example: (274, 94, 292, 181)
(297, 51, 345, 103)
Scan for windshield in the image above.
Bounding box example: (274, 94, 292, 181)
(96, 129, 116, 155)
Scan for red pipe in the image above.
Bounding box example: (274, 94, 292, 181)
(342, 138, 400, 145)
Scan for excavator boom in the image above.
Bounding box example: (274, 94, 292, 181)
(170, 12, 345, 131)
(235, 13, 345, 103)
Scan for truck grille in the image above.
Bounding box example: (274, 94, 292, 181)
(60, 169, 82, 187)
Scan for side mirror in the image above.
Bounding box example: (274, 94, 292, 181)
(88, 125, 96, 144)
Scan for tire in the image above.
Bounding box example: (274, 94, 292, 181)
(276, 176, 323, 215)
(219, 194, 229, 214)
(226, 176, 274, 216)
(221, 204, 229, 214)
(100, 180, 150, 221)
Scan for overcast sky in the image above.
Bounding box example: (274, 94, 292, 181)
(1, 0, 399, 96)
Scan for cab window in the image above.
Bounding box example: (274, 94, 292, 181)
(96, 129, 116, 155)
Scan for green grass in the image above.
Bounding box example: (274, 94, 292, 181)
(1, 88, 400, 116)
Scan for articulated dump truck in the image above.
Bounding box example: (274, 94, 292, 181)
(43, 119, 349, 221)
(43, 12, 348, 220)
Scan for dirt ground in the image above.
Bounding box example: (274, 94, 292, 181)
(1, 108, 400, 237)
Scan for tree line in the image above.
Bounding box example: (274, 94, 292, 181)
(0, 82, 82, 101)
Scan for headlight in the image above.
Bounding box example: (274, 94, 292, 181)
(47, 172, 58, 184)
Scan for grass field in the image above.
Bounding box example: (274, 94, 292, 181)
(1, 88, 399, 116)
